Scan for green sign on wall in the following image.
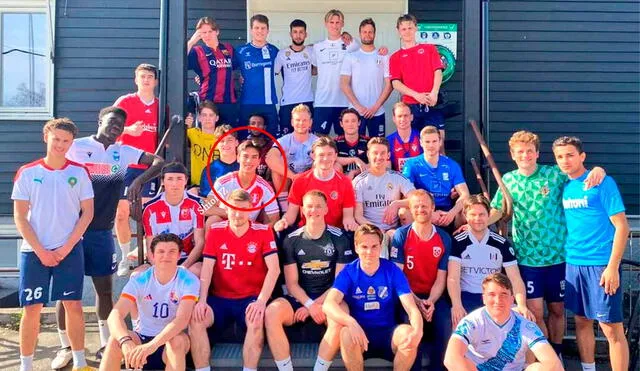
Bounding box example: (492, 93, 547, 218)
(416, 23, 457, 84)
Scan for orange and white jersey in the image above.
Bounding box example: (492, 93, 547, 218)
(212, 171, 279, 221)
(120, 266, 199, 337)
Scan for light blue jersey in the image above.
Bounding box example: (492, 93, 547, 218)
(236, 43, 279, 105)
(563, 171, 625, 265)
(402, 155, 465, 210)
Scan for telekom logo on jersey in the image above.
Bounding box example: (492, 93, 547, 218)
(221, 253, 254, 270)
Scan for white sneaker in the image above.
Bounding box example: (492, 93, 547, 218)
(51, 346, 72, 369)
(116, 259, 130, 276)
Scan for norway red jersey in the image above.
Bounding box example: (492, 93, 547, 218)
(114, 93, 158, 169)
(288, 170, 356, 227)
(389, 224, 452, 295)
(142, 192, 204, 255)
(188, 43, 237, 104)
(203, 221, 278, 299)
(389, 44, 443, 105)
(387, 130, 423, 172)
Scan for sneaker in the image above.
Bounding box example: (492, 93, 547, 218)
(72, 366, 96, 371)
(116, 259, 130, 276)
(51, 347, 72, 369)
(127, 247, 141, 262)
(95, 346, 106, 360)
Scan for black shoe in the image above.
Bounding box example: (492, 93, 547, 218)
(95, 346, 106, 360)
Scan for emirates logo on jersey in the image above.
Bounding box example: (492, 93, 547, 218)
(433, 246, 442, 258)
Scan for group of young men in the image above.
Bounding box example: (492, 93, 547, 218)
(12, 8, 632, 371)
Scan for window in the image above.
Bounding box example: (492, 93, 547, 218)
(0, 1, 54, 119)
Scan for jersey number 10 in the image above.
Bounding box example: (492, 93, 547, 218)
(153, 302, 170, 318)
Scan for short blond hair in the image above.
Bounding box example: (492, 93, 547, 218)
(354, 224, 383, 245)
(407, 189, 435, 206)
(227, 189, 251, 203)
(324, 9, 344, 23)
(420, 125, 441, 140)
(213, 124, 236, 138)
(311, 136, 337, 154)
(291, 103, 312, 118)
(392, 101, 411, 116)
(508, 130, 539, 151)
(196, 17, 218, 31)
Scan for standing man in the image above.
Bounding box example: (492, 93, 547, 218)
(99, 234, 199, 371)
(311, 9, 360, 136)
(390, 14, 445, 146)
(189, 189, 281, 371)
(489, 131, 606, 358)
(444, 273, 563, 371)
(335, 108, 369, 179)
(387, 102, 422, 172)
(53, 107, 164, 365)
(114, 63, 160, 277)
(236, 14, 279, 136)
(275, 19, 315, 136)
(403, 126, 469, 231)
(390, 189, 452, 371)
(265, 190, 354, 371)
(340, 18, 392, 138)
(553, 136, 630, 371)
(187, 17, 239, 126)
(13, 118, 94, 371)
(324, 224, 423, 371)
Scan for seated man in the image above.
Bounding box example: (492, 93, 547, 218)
(189, 189, 281, 371)
(265, 190, 355, 371)
(335, 108, 369, 179)
(403, 125, 469, 231)
(353, 136, 415, 257)
(199, 124, 239, 198)
(323, 224, 423, 371)
(390, 189, 451, 370)
(246, 113, 273, 180)
(444, 273, 563, 371)
(99, 233, 199, 371)
(207, 140, 280, 227)
(448, 195, 533, 328)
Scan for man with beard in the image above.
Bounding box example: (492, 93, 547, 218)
(275, 19, 315, 136)
(340, 18, 392, 138)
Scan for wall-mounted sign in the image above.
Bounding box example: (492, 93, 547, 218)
(416, 23, 457, 84)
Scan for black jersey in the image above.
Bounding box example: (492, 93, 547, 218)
(335, 135, 369, 173)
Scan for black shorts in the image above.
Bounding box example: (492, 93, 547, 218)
(121, 167, 158, 199)
(136, 332, 166, 370)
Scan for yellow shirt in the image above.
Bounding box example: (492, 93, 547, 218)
(187, 128, 218, 185)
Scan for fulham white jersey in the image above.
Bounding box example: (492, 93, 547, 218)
(311, 38, 359, 107)
(121, 266, 199, 337)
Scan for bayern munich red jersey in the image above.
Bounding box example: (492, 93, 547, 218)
(203, 221, 277, 299)
(389, 44, 443, 105)
(114, 93, 158, 169)
(142, 192, 204, 255)
(288, 170, 356, 228)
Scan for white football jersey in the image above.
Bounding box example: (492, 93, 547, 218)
(275, 46, 314, 105)
(311, 38, 359, 107)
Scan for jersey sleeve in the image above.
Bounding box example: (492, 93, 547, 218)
(261, 228, 278, 257)
(401, 159, 415, 183)
(391, 263, 412, 296)
(121, 145, 145, 168)
(199, 166, 213, 198)
(274, 50, 284, 75)
(188, 47, 201, 75)
(341, 177, 356, 208)
(141, 204, 153, 236)
(212, 178, 227, 200)
(282, 234, 297, 266)
(77, 168, 94, 201)
(382, 55, 390, 78)
(194, 205, 204, 229)
(310, 44, 318, 67)
(389, 227, 407, 264)
(388, 52, 401, 82)
(598, 176, 626, 216)
(436, 228, 452, 270)
(202, 228, 219, 260)
(186, 127, 198, 143)
(340, 54, 353, 76)
(11, 169, 30, 201)
(179, 272, 200, 302)
(262, 184, 279, 215)
(335, 233, 356, 264)
(521, 319, 548, 351)
(346, 39, 360, 53)
(332, 266, 352, 295)
(501, 238, 518, 267)
(397, 173, 416, 195)
(120, 278, 140, 304)
(452, 317, 477, 345)
(429, 45, 444, 71)
(449, 237, 463, 262)
(450, 159, 466, 187)
(490, 187, 504, 211)
(353, 175, 365, 203)
(287, 177, 304, 206)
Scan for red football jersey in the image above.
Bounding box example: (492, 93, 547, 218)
(203, 221, 277, 299)
(394, 225, 447, 295)
(389, 44, 443, 105)
(142, 192, 204, 255)
(114, 93, 158, 169)
(288, 170, 356, 228)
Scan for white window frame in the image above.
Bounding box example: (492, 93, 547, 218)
(0, 0, 55, 120)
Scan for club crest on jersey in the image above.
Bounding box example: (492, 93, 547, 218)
(417, 48, 425, 54)
(161, 211, 166, 218)
(442, 172, 449, 181)
(87, 151, 92, 158)
(285, 50, 291, 57)
(244, 61, 252, 70)
(181, 208, 189, 218)
(321, 244, 335, 256)
(169, 291, 179, 304)
(68, 177, 78, 187)
(222, 49, 230, 56)
(411, 145, 418, 152)
(330, 191, 339, 200)
(540, 185, 550, 197)
(378, 286, 388, 299)
(247, 242, 257, 254)
(113, 151, 120, 161)
(433, 246, 442, 258)
(303, 52, 309, 59)
(386, 183, 393, 190)
(366, 286, 376, 300)
(111, 164, 120, 173)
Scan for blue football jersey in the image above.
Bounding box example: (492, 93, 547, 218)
(236, 43, 279, 105)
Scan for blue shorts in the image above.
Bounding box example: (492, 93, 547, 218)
(359, 113, 386, 138)
(216, 103, 239, 128)
(121, 167, 158, 199)
(239, 104, 279, 139)
(362, 325, 397, 361)
(519, 263, 566, 303)
(408, 104, 445, 131)
(461, 291, 483, 313)
(19, 242, 84, 306)
(207, 295, 257, 336)
(136, 332, 166, 370)
(83, 229, 117, 276)
(565, 263, 623, 323)
(313, 106, 346, 136)
(279, 102, 313, 137)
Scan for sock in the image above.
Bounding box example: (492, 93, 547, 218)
(550, 342, 563, 358)
(19, 355, 33, 371)
(313, 356, 332, 371)
(242, 368, 257, 371)
(195, 368, 211, 371)
(119, 241, 131, 256)
(581, 362, 596, 371)
(58, 328, 71, 348)
(275, 356, 293, 371)
(98, 320, 110, 347)
(72, 350, 87, 368)
(277, 192, 288, 213)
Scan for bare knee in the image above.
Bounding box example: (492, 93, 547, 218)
(599, 322, 625, 342)
(548, 303, 564, 319)
(574, 315, 593, 329)
(340, 327, 356, 349)
(61, 300, 83, 312)
(264, 302, 285, 327)
(23, 304, 43, 317)
(166, 334, 189, 354)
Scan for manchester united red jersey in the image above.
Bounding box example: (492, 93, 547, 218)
(389, 44, 443, 105)
(114, 93, 158, 169)
(288, 170, 356, 228)
(203, 221, 277, 299)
